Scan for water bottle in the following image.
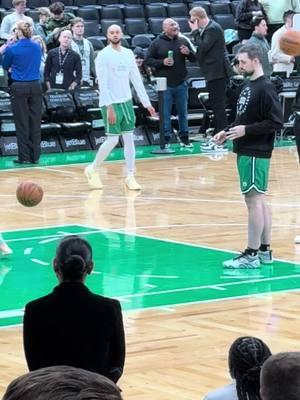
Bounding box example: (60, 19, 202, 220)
(168, 50, 173, 59)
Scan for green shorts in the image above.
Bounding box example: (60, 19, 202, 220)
(101, 99, 135, 135)
(237, 155, 271, 194)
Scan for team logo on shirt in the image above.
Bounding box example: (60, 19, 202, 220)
(237, 86, 251, 116)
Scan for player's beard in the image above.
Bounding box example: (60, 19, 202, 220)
(110, 38, 122, 45)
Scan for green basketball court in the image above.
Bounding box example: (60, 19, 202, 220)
(1, 224, 300, 328)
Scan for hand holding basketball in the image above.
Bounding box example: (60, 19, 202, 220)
(279, 29, 300, 57)
(16, 182, 43, 207)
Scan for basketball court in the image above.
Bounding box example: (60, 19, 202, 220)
(0, 143, 300, 398)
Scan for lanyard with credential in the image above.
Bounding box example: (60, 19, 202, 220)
(58, 49, 69, 72)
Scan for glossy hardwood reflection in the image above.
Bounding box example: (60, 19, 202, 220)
(1, 146, 300, 399)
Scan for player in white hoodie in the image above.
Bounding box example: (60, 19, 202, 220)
(85, 24, 156, 191)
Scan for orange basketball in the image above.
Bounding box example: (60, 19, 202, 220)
(279, 29, 300, 56)
(16, 182, 43, 207)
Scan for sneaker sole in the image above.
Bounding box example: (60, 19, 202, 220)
(84, 168, 103, 189)
(125, 184, 141, 191)
(223, 264, 261, 269)
(259, 259, 273, 265)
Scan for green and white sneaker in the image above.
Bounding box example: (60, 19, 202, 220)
(258, 250, 273, 264)
(223, 252, 260, 269)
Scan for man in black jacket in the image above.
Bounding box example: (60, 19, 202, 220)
(189, 7, 232, 152)
(214, 44, 283, 269)
(145, 18, 196, 147)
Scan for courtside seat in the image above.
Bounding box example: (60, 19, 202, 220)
(125, 18, 148, 36)
(100, 18, 124, 35)
(43, 89, 89, 133)
(83, 20, 101, 36)
(131, 34, 154, 49)
(148, 17, 164, 35)
(145, 4, 167, 19)
(230, 0, 239, 17)
(73, 87, 101, 121)
(43, 89, 92, 151)
(27, 0, 49, 7)
(210, 2, 231, 15)
(74, 0, 101, 8)
(167, 3, 188, 17)
(25, 9, 39, 22)
(76, 7, 100, 22)
(213, 14, 237, 30)
(173, 16, 190, 33)
(100, 6, 123, 20)
(87, 36, 105, 51)
(0, 91, 13, 120)
(123, 4, 145, 18)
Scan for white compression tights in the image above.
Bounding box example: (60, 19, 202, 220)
(92, 133, 136, 176)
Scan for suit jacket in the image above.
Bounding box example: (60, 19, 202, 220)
(192, 20, 233, 82)
(23, 281, 125, 383)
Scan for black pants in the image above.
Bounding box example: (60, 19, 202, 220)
(294, 113, 300, 163)
(10, 81, 42, 162)
(238, 28, 252, 41)
(207, 77, 228, 134)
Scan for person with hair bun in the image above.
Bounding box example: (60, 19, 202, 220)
(2, 20, 42, 165)
(23, 235, 126, 383)
(204, 336, 271, 400)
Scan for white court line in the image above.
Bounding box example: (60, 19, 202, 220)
(2, 285, 300, 323)
(39, 237, 61, 244)
(36, 167, 77, 175)
(115, 273, 300, 300)
(24, 248, 32, 255)
(136, 275, 178, 279)
(0, 309, 24, 318)
(77, 223, 300, 266)
(31, 259, 50, 266)
(208, 286, 227, 291)
(2, 223, 80, 233)
(4, 230, 101, 244)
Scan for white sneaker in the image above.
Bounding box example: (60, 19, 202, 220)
(295, 236, 300, 244)
(0, 242, 13, 256)
(258, 250, 273, 264)
(125, 176, 141, 191)
(84, 165, 103, 189)
(223, 252, 260, 269)
(201, 139, 228, 153)
(180, 142, 194, 149)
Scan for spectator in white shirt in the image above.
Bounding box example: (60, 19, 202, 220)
(0, 0, 33, 40)
(269, 9, 296, 77)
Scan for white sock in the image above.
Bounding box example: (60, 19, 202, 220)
(122, 133, 136, 176)
(92, 135, 119, 169)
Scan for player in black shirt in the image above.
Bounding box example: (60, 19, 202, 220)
(214, 43, 283, 269)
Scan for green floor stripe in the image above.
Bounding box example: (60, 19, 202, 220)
(1, 225, 299, 327)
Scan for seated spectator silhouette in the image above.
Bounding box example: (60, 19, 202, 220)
(204, 336, 271, 400)
(23, 235, 125, 383)
(260, 352, 300, 400)
(2, 365, 123, 400)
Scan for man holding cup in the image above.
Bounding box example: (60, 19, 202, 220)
(145, 18, 196, 148)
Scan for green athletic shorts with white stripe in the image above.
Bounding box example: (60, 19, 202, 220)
(237, 155, 271, 194)
(101, 99, 135, 135)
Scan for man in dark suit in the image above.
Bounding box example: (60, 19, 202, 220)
(23, 235, 125, 383)
(189, 7, 233, 150)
